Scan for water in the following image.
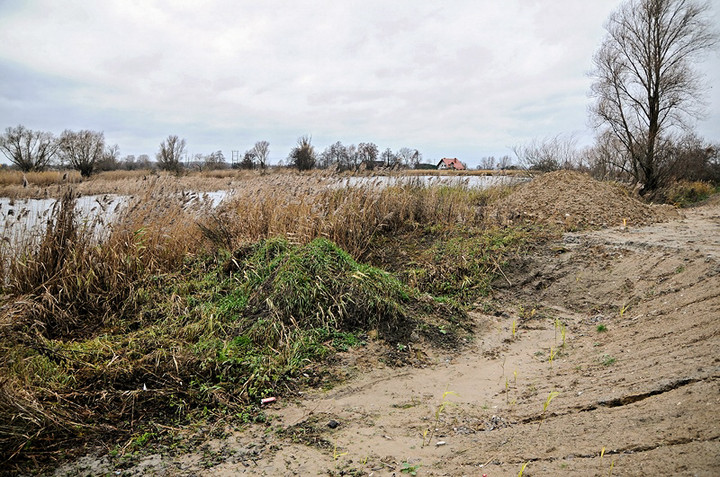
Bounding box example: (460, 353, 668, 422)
(334, 174, 524, 189)
(1, 175, 522, 248)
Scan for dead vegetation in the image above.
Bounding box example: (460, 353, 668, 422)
(0, 170, 689, 472)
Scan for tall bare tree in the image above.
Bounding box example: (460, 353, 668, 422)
(480, 156, 496, 170)
(357, 142, 379, 168)
(0, 125, 58, 172)
(252, 140, 270, 169)
(320, 141, 348, 169)
(58, 130, 106, 178)
(380, 148, 397, 167)
(590, 0, 717, 194)
(156, 135, 186, 172)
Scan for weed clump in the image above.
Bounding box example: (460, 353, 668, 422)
(238, 237, 414, 339)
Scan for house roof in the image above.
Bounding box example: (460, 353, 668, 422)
(438, 158, 466, 170)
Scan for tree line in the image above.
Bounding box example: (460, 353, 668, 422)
(0, 126, 428, 176)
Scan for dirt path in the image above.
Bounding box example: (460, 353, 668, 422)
(55, 200, 720, 476)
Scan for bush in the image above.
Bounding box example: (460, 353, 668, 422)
(665, 181, 717, 207)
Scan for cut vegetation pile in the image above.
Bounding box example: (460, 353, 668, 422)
(492, 170, 678, 230)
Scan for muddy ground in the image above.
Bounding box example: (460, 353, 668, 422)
(53, 197, 720, 476)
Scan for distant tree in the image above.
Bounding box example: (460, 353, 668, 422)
(156, 135, 186, 172)
(512, 135, 579, 172)
(380, 148, 397, 167)
(411, 149, 422, 169)
(357, 142, 379, 167)
(0, 124, 58, 172)
(669, 133, 719, 183)
(96, 143, 120, 172)
(239, 149, 256, 169)
(203, 150, 227, 170)
(252, 141, 270, 169)
(137, 154, 152, 170)
(498, 155, 512, 170)
(590, 0, 718, 194)
(122, 154, 137, 170)
(395, 147, 415, 168)
(346, 144, 360, 170)
(320, 141, 348, 169)
(480, 156, 496, 170)
(58, 129, 106, 177)
(288, 135, 316, 171)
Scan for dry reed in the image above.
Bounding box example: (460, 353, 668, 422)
(0, 172, 520, 469)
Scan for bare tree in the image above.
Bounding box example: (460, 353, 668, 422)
(203, 150, 226, 170)
(395, 147, 415, 168)
(137, 154, 152, 170)
(0, 125, 58, 172)
(288, 135, 316, 171)
(380, 148, 397, 167)
(668, 133, 719, 182)
(346, 144, 360, 170)
(512, 134, 579, 172)
(157, 135, 186, 172)
(320, 141, 348, 169)
(97, 143, 120, 172)
(498, 155, 512, 170)
(480, 156, 496, 170)
(590, 0, 717, 194)
(58, 129, 106, 178)
(252, 141, 270, 169)
(357, 142, 379, 168)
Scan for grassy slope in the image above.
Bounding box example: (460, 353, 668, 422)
(0, 177, 542, 470)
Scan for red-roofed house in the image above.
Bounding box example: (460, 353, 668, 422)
(436, 158, 466, 171)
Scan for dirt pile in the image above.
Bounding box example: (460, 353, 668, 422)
(492, 170, 677, 229)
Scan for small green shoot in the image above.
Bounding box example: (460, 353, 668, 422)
(543, 391, 559, 413)
(513, 370, 518, 384)
(422, 388, 458, 447)
(549, 346, 556, 364)
(601, 354, 616, 366)
(560, 323, 566, 347)
(597, 324, 608, 333)
(518, 462, 529, 477)
(505, 377, 510, 404)
(538, 391, 559, 429)
(401, 461, 421, 475)
(512, 319, 517, 339)
(619, 303, 629, 317)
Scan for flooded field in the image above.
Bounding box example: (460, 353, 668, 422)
(0, 174, 523, 249)
(0, 191, 227, 249)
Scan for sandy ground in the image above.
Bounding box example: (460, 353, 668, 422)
(53, 198, 720, 476)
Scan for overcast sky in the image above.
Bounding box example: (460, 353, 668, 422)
(0, 0, 718, 167)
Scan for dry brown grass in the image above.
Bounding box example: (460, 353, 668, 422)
(200, 175, 515, 259)
(0, 172, 521, 468)
(0, 167, 523, 200)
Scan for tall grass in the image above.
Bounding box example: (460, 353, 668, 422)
(0, 175, 525, 469)
(202, 178, 514, 258)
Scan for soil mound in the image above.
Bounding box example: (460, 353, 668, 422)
(492, 170, 677, 229)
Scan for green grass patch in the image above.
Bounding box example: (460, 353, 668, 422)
(0, 237, 466, 466)
(370, 225, 541, 303)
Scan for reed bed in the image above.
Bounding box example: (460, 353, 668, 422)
(0, 173, 529, 470)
